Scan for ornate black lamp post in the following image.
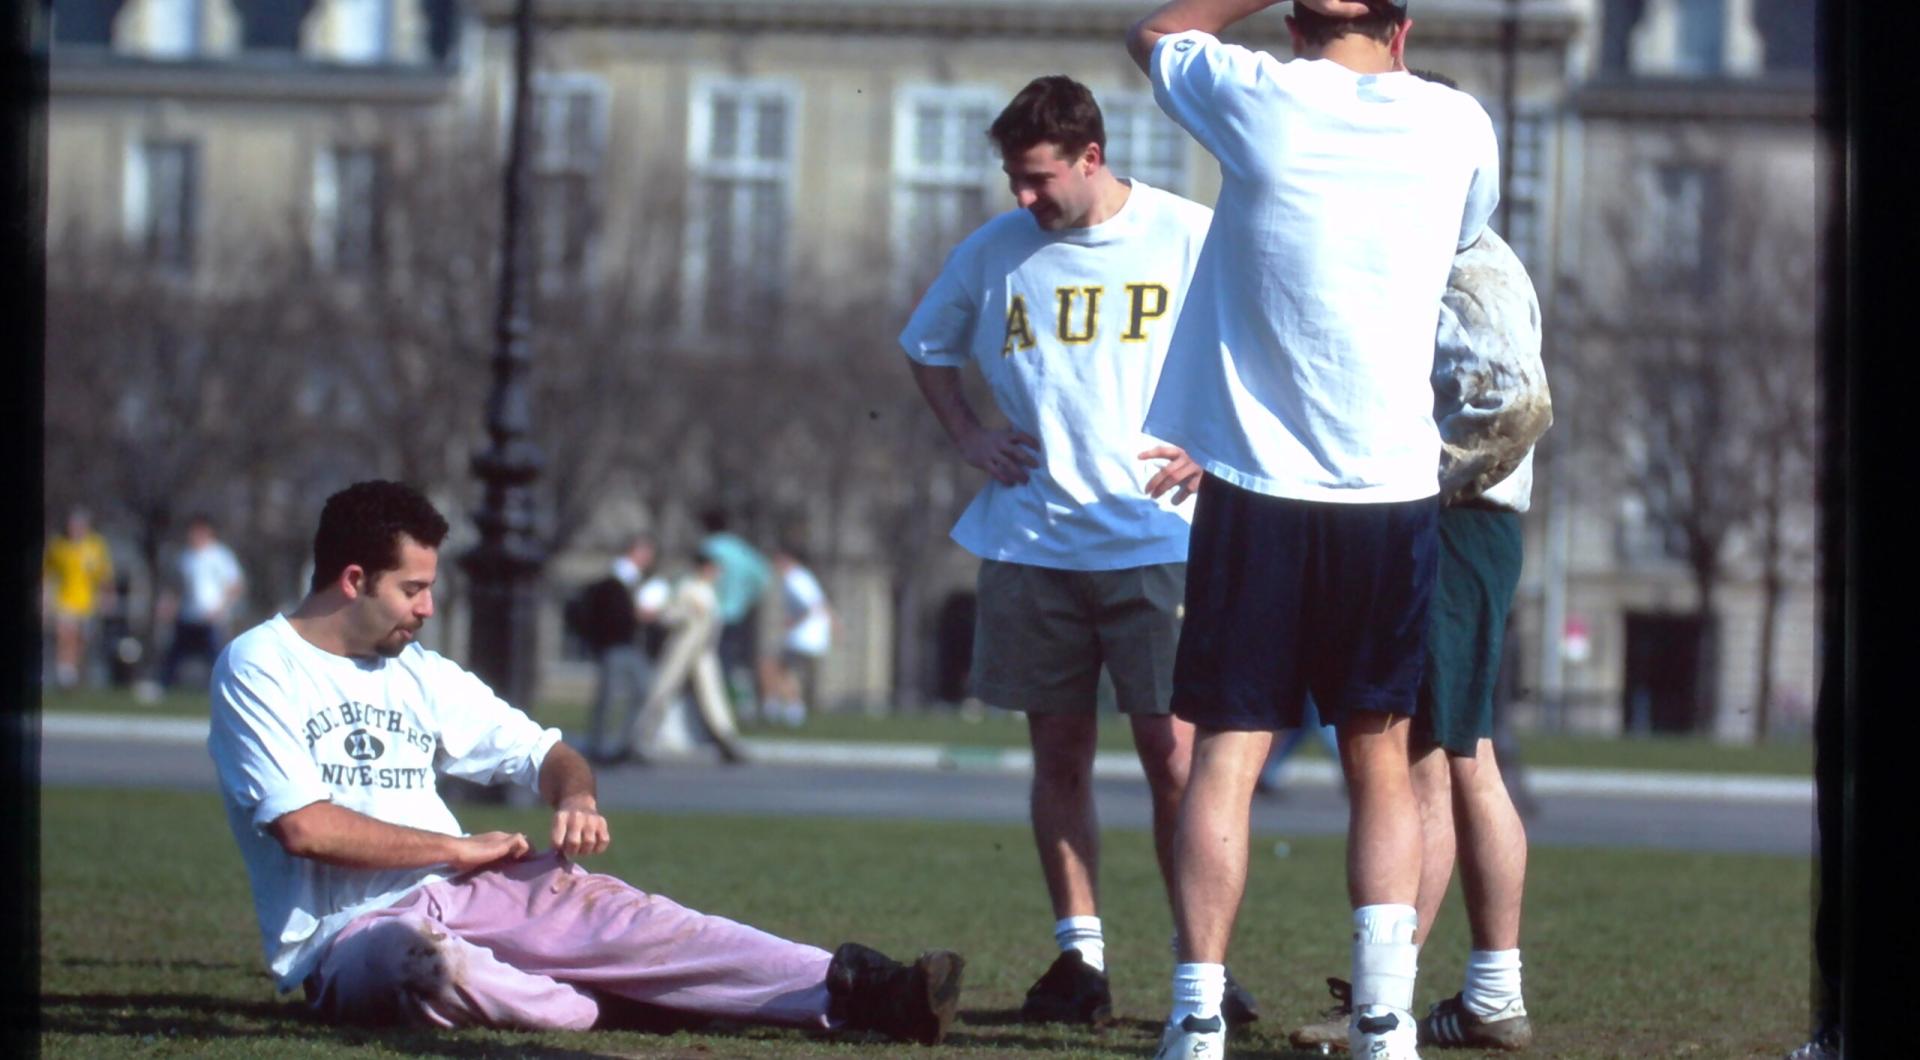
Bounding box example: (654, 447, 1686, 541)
(460, 0, 546, 801)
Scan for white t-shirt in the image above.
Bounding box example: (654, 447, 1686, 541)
(781, 565, 831, 657)
(207, 614, 563, 992)
(899, 180, 1214, 570)
(178, 542, 244, 623)
(1144, 31, 1501, 502)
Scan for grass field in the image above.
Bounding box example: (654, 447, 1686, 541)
(44, 685, 1815, 777)
(41, 786, 1812, 1058)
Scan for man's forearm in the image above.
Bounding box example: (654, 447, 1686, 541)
(539, 741, 598, 810)
(1129, 0, 1278, 70)
(908, 361, 987, 449)
(269, 800, 466, 870)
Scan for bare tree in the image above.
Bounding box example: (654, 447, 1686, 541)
(1558, 159, 1818, 735)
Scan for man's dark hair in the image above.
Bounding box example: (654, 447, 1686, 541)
(988, 75, 1106, 161)
(1408, 68, 1458, 90)
(310, 480, 450, 592)
(186, 512, 216, 532)
(1290, 1, 1408, 48)
(699, 508, 730, 535)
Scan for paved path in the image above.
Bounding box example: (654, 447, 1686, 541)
(39, 714, 1814, 857)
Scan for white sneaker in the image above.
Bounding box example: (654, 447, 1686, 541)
(1155, 1014, 1227, 1059)
(1351, 1007, 1419, 1060)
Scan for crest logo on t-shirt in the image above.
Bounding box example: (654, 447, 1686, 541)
(343, 728, 386, 761)
(1174, 39, 1194, 52)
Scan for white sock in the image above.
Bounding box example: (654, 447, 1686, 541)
(1054, 915, 1105, 973)
(1171, 962, 1225, 1024)
(1462, 949, 1524, 1016)
(1351, 904, 1419, 1016)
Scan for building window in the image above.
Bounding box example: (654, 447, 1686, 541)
(1491, 107, 1550, 276)
(312, 146, 384, 273)
(891, 85, 1002, 305)
(1100, 92, 1190, 195)
(124, 139, 198, 270)
(1673, 0, 1727, 76)
(332, 0, 393, 64)
(143, 0, 204, 58)
(686, 78, 796, 335)
(531, 74, 609, 289)
(1641, 160, 1721, 295)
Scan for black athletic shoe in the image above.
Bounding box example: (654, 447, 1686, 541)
(1222, 967, 1261, 1026)
(825, 941, 965, 1046)
(1019, 950, 1114, 1026)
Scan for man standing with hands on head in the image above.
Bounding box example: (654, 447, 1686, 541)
(207, 480, 962, 1042)
(901, 75, 1262, 1030)
(1126, 2, 1501, 1057)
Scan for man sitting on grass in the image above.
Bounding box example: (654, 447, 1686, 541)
(207, 479, 962, 1042)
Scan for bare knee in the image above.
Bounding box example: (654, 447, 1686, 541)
(1130, 714, 1192, 798)
(1029, 714, 1098, 791)
(1338, 711, 1411, 781)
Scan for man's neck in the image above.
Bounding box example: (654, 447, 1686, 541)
(1301, 37, 1397, 74)
(286, 595, 355, 657)
(1076, 172, 1133, 229)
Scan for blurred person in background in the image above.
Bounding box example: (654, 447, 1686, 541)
(760, 545, 834, 728)
(153, 513, 247, 694)
(43, 505, 116, 689)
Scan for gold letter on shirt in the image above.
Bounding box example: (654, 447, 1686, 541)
(1056, 286, 1103, 344)
(1123, 283, 1170, 342)
(1004, 294, 1037, 356)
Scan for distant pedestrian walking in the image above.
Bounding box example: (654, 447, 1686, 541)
(628, 549, 748, 764)
(42, 505, 115, 689)
(570, 535, 660, 764)
(698, 509, 773, 717)
(762, 545, 833, 728)
(156, 514, 246, 692)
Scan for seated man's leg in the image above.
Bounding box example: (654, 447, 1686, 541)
(310, 904, 600, 1031)
(426, 851, 962, 1043)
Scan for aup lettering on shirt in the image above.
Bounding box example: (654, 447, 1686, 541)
(1000, 281, 1174, 356)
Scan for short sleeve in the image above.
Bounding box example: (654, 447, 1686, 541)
(1458, 108, 1501, 250)
(898, 240, 981, 368)
(425, 653, 564, 789)
(209, 659, 334, 831)
(1150, 30, 1265, 176)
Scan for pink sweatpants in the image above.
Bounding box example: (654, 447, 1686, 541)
(307, 851, 835, 1031)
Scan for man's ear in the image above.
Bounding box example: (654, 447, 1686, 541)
(1391, 18, 1413, 65)
(339, 564, 368, 601)
(1285, 14, 1305, 55)
(1080, 140, 1104, 174)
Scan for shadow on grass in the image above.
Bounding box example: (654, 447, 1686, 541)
(41, 992, 640, 1058)
(943, 1008, 1353, 1059)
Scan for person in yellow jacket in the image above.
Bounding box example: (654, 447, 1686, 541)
(43, 506, 115, 689)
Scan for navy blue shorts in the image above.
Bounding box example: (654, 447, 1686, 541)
(1170, 474, 1440, 732)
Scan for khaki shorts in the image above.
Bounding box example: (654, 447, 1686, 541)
(970, 559, 1185, 716)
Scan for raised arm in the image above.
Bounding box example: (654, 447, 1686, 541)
(1127, 0, 1372, 73)
(268, 800, 529, 872)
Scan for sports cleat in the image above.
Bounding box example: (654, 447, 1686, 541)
(1352, 1007, 1420, 1060)
(1154, 1013, 1227, 1059)
(1419, 993, 1532, 1051)
(1222, 967, 1261, 1026)
(1288, 976, 1353, 1051)
(825, 941, 965, 1046)
(1019, 949, 1113, 1025)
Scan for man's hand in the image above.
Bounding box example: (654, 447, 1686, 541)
(550, 795, 611, 858)
(960, 425, 1043, 486)
(449, 831, 531, 872)
(1141, 444, 1204, 505)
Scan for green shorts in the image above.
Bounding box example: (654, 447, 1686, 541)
(1415, 506, 1524, 757)
(970, 559, 1185, 716)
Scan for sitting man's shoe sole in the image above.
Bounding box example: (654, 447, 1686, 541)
(1419, 993, 1532, 1051)
(1222, 967, 1260, 1027)
(1288, 976, 1353, 1050)
(908, 949, 965, 1045)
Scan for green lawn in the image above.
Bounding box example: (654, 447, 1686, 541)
(43, 684, 1815, 777)
(42, 787, 1812, 1058)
